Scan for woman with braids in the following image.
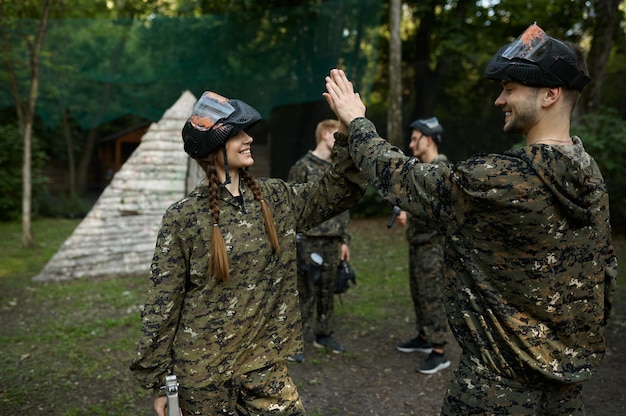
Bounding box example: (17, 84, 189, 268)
(130, 91, 366, 416)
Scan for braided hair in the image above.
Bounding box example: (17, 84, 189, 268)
(196, 154, 279, 283)
(241, 169, 280, 252)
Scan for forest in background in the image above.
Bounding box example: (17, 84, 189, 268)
(1, 0, 625, 234)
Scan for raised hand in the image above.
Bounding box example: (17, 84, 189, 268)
(323, 69, 366, 127)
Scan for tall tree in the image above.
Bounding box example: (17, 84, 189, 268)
(0, 0, 54, 247)
(581, 0, 622, 114)
(387, 0, 402, 146)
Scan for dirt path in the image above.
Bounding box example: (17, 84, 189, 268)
(288, 287, 626, 416)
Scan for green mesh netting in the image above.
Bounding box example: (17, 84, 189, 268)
(1, 0, 382, 130)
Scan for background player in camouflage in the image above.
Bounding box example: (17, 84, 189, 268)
(288, 119, 352, 358)
(323, 22, 617, 416)
(130, 91, 366, 416)
(393, 117, 451, 374)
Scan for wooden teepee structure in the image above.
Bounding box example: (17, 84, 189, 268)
(34, 91, 202, 281)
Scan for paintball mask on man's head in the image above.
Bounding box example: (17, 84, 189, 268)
(484, 23, 590, 91)
(182, 91, 261, 159)
(410, 117, 444, 144)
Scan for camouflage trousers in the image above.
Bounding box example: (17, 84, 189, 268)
(298, 236, 342, 338)
(408, 236, 449, 346)
(441, 354, 585, 415)
(179, 362, 305, 416)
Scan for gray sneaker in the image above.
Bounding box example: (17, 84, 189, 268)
(287, 353, 305, 363)
(417, 351, 451, 374)
(313, 336, 345, 353)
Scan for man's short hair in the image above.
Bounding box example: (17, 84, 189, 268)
(315, 119, 340, 144)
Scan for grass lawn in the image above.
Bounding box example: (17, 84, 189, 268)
(0, 219, 150, 415)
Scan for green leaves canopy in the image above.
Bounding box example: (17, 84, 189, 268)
(1, 0, 383, 129)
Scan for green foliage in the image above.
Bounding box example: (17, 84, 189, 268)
(572, 108, 626, 232)
(350, 184, 391, 219)
(0, 124, 47, 221)
(2, 0, 626, 230)
(3, 0, 383, 130)
(34, 189, 93, 219)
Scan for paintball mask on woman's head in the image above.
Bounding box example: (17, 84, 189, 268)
(182, 91, 261, 159)
(484, 23, 590, 91)
(410, 117, 443, 144)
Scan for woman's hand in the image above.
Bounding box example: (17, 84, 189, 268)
(154, 396, 167, 416)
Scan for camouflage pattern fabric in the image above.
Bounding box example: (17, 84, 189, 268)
(441, 354, 584, 415)
(288, 151, 351, 243)
(130, 133, 366, 413)
(347, 117, 618, 411)
(296, 236, 343, 337)
(179, 362, 305, 416)
(407, 234, 448, 346)
(288, 150, 350, 338)
(405, 153, 449, 346)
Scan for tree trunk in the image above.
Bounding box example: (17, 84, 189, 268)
(21, 0, 53, 248)
(387, 0, 402, 147)
(581, 0, 620, 115)
(76, 127, 98, 194)
(22, 120, 33, 247)
(410, 5, 435, 122)
(61, 109, 77, 198)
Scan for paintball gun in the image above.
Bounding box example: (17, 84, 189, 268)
(335, 260, 356, 294)
(387, 206, 401, 229)
(162, 375, 181, 416)
(309, 253, 323, 286)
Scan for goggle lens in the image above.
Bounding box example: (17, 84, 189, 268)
(501, 23, 550, 63)
(191, 91, 235, 130)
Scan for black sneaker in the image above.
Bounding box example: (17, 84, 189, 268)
(313, 336, 346, 353)
(417, 351, 451, 374)
(287, 353, 305, 363)
(396, 336, 433, 353)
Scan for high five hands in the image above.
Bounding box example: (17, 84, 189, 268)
(323, 69, 366, 130)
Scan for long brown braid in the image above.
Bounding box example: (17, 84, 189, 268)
(195, 156, 279, 283)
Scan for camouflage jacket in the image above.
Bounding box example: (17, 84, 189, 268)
(406, 153, 449, 244)
(348, 117, 617, 385)
(130, 133, 366, 392)
(288, 150, 350, 244)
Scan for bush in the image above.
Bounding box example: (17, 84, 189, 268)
(572, 108, 626, 233)
(0, 124, 47, 221)
(350, 184, 392, 219)
(35, 189, 92, 219)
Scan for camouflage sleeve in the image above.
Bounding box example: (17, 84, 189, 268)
(338, 209, 351, 244)
(290, 132, 367, 233)
(604, 235, 618, 326)
(130, 206, 189, 391)
(347, 117, 462, 235)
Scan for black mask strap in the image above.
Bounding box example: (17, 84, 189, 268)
(549, 59, 590, 91)
(220, 146, 231, 187)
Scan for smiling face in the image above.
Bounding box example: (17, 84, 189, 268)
(223, 130, 255, 171)
(494, 80, 541, 135)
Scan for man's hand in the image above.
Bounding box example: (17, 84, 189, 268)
(323, 69, 366, 127)
(397, 210, 408, 227)
(341, 243, 350, 262)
